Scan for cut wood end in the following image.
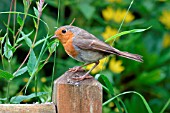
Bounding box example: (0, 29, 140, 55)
(54, 70, 102, 88)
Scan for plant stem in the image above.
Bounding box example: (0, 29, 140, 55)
(13, 49, 31, 75)
(0, 42, 5, 70)
(4, 0, 15, 103)
(6, 0, 14, 38)
(50, 0, 61, 101)
(14, 1, 32, 44)
(35, 74, 38, 100)
(50, 49, 57, 101)
(6, 80, 11, 103)
(13, 0, 16, 45)
(8, 60, 12, 73)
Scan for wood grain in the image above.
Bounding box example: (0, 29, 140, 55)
(53, 70, 102, 113)
(0, 103, 56, 113)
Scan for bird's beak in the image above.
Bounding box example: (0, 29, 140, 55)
(50, 35, 58, 39)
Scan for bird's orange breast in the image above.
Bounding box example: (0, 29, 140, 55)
(63, 38, 78, 58)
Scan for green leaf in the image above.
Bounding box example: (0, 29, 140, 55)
(17, 30, 34, 44)
(136, 70, 165, 85)
(157, 48, 170, 65)
(19, 31, 33, 47)
(97, 74, 114, 96)
(25, 35, 48, 93)
(4, 39, 13, 59)
(27, 49, 37, 75)
(7, 44, 16, 53)
(78, 3, 95, 20)
(0, 98, 7, 101)
(10, 92, 48, 104)
(34, 38, 46, 47)
(0, 33, 7, 44)
(42, 14, 57, 34)
(33, 18, 37, 28)
(47, 40, 59, 53)
(105, 27, 151, 42)
(0, 69, 14, 80)
(24, 37, 32, 47)
(33, 7, 39, 17)
(13, 66, 27, 77)
(17, 14, 23, 26)
(3, 23, 14, 35)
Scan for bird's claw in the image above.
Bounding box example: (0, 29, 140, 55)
(72, 74, 93, 81)
(69, 66, 85, 72)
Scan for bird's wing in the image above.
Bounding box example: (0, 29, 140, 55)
(73, 33, 143, 62)
(73, 33, 120, 54)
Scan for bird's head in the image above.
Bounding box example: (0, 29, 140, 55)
(51, 25, 78, 44)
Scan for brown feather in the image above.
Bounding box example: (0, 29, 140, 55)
(73, 34, 143, 62)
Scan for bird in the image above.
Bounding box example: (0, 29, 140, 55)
(51, 25, 143, 81)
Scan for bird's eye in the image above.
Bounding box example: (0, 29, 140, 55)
(62, 29, 67, 34)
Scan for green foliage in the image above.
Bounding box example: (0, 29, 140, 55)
(4, 39, 13, 59)
(17, 15, 23, 26)
(78, 3, 95, 20)
(27, 49, 37, 76)
(33, 7, 39, 17)
(13, 66, 27, 77)
(10, 92, 48, 104)
(0, 69, 13, 80)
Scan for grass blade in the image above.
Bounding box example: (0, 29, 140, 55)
(97, 74, 123, 113)
(105, 27, 151, 42)
(160, 98, 170, 113)
(102, 91, 153, 113)
(100, 74, 114, 95)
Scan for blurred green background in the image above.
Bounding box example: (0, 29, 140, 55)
(0, 0, 170, 112)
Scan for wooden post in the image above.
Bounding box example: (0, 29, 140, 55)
(0, 103, 56, 113)
(53, 70, 102, 113)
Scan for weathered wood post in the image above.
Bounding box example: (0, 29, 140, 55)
(53, 70, 102, 113)
(0, 103, 56, 113)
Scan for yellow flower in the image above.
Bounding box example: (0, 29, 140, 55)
(23, 78, 29, 82)
(159, 10, 170, 29)
(31, 87, 40, 92)
(102, 7, 114, 21)
(102, 7, 135, 23)
(109, 57, 124, 74)
(158, 0, 167, 2)
(113, 9, 134, 23)
(101, 26, 118, 42)
(114, 107, 124, 112)
(86, 57, 109, 74)
(41, 77, 47, 83)
(162, 33, 170, 48)
(109, 102, 115, 107)
(107, 0, 122, 3)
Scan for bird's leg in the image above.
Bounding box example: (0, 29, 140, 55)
(69, 66, 84, 72)
(68, 62, 92, 72)
(72, 61, 99, 81)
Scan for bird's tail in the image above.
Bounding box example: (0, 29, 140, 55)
(113, 50, 143, 62)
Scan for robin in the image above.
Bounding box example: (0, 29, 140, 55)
(51, 25, 143, 81)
